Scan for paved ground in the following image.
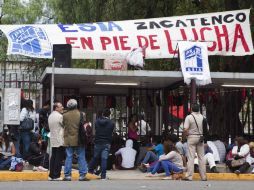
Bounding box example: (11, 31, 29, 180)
(0, 169, 254, 181)
(0, 180, 254, 190)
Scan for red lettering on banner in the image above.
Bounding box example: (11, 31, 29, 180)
(100, 36, 131, 51)
(214, 25, 229, 51)
(137, 36, 149, 47)
(113, 37, 119, 50)
(164, 30, 177, 54)
(200, 27, 216, 51)
(100, 37, 111, 50)
(80, 37, 94, 50)
(149, 35, 160, 49)
(180, 29, 187, 41)
(191, 28, 199, 41)
(119, 36, 131, 50)
(232, 24, 250, 52)
(66, 37, 80, 48)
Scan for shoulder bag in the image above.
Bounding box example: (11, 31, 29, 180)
(19, 112, 34, 132)
(231, 157, 246, 167)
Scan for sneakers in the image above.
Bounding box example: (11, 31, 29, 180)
(33, 166, 48, 172)
(234, 170, 241, 175)
(101, 177, 109, 180)
(182, 178, 192, 181)
(48, 176, 63, 181)
(79, 177, 90, 181)
(53, 177, 63, 181)
(146, 173, 157, 177)
(63, 177, 71, 181)
(37, 166, 48, 172)
(162, 176, 172, 180)
(211, 166, 219, 173)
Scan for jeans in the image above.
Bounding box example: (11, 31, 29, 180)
(161, 160, 183, 176)
(150, 161, 163, 174)
(142, 151, 158, 164)
(20, 131, 31, 159)
(89, 144, 110, 179)
(9, 126, 21, 158)
(64, 146, 87, 179)
(0, 157, 12, 170)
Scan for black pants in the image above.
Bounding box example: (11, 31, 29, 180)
(28, 153, 49, 168)
(49, 146, 65, 179)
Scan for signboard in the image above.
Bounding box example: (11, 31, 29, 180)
(104, 59, 127, 70)
(179, 42, 211, 85)
(3, 88, 21, 125)
(0, 9, 252, 59)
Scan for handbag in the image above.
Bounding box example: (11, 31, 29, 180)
(20, 112, 34, 132)
(15, 162, 24, 172)
(231, 158, 246, 167)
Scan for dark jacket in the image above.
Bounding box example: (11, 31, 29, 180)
(94, 117, 115, 145)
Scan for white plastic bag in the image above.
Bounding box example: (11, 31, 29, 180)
(126, 47, 146, 69)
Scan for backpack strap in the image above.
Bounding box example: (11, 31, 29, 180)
(190, 114, 203, 136)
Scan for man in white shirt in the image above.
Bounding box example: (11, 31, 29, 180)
(137, 115, 151, 136)
(183, 103, 207, 181)
(115, 139, 137, 169)
(48, 102, 65, 181)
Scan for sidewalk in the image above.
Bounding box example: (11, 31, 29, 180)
(0, 169, 253, 181)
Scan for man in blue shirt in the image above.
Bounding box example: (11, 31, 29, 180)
(140, 137, 164, 165)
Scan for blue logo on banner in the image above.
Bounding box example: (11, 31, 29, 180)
(184, 45, 203, 72)
(8, 26, 52, 58)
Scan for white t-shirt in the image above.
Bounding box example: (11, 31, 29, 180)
(137, 120, 151, 136)
(207, 141, 220, 162)
(115, 139, 137, 168)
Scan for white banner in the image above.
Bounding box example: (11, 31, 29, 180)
(0, 9, 253, 59)
(179, 42, 212, 85)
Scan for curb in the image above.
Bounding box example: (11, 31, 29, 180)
(0, 171, 99, 181)
(0, 171, 253, 181)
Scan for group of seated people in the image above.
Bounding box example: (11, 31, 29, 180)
(111, 133, 254, 179)
(0, 131, 49, 172)
(1, 127, 254, 177)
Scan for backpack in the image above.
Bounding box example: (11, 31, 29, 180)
(78, 112, 87, 146)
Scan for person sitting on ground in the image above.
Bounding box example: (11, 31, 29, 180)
(27, 134, 49, 172)
(135, 137, 151, 167)
(212, 135, 226, 163)
(115, 139, 137, 169)
(147, 141, 184, 180)
(139, 136, 163, 168)
(108, 133, 124, 170)
(235, 142, 254, 174)
(207, 140, 220, 163)
(194, 143, 219, 173)
(0, 132, 16, 170)
(226, 136, 250, 174)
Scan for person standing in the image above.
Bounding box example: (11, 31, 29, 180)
(63, 99, 89, 181)
(20, 99, 36, 159)
(183, 103, 207, 181)
(88, 108, 115, 180)
(48, 102, 65, 180)
(127, 114, 139, 159)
